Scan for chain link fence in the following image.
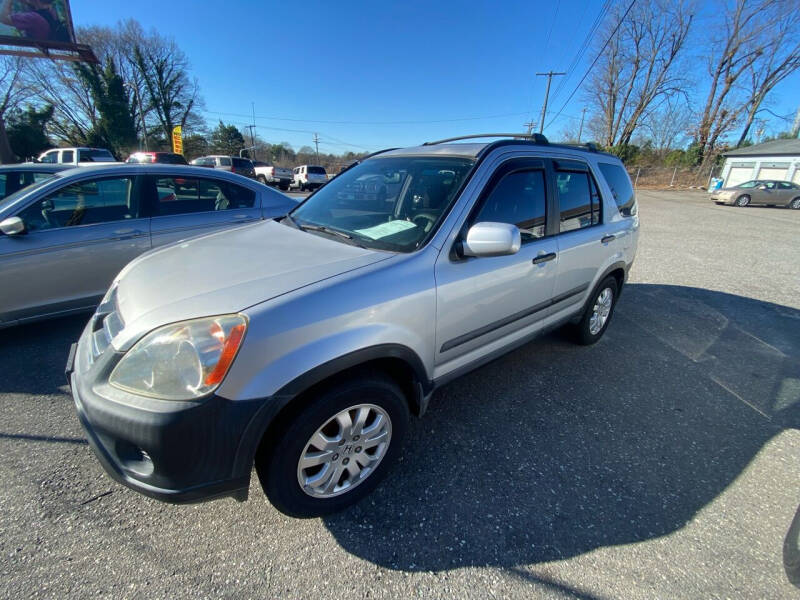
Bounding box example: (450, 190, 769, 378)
(625, 166, 722, 190)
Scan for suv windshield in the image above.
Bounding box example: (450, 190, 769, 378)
(290, 156, 475, 252)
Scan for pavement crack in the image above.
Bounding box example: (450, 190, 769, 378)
(80, 490, 113, 506)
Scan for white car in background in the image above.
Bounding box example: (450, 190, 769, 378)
(37, 147, 118, 166)
(289, 165, 328, 192)
(253, 161, 292, 191)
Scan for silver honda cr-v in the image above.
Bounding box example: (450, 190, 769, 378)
(67, 134, 639, 517)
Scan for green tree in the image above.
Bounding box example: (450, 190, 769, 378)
(76, 58, 137, 157)
(6, 104, 53, 159)
(209, 121, 244, 156)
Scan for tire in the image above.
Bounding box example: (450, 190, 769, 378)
(256, 373, 409, 518)
(573, 276, 619, 345)
(789, 197, 800, 210)
(735, 194, 750, 207)
(257, 175, 267, 185)
(279, 183, 289, 191)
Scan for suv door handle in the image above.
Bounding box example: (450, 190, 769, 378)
(601, 234, 616, 243)
(532, 252, 556, 264)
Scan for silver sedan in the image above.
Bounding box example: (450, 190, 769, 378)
(711, 179, 800, 208)
(0, 164, 297, 327)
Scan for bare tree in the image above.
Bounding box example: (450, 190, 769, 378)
(587, 0, 694, 148)
(694, 0, 799, 160)
(641, 99, 693, 153)
(0, 56, 33, 162)
(734, 12, 800, 147)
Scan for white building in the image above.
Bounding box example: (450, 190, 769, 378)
(719, 139, 800, 187)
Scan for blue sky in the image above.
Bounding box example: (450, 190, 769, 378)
(70, 0, 799, 154)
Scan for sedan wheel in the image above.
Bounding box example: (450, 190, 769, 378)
(736, 194, 750, 207)
(790, 198, 800, 210)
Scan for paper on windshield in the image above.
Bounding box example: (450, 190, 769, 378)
(354, 220, 417, 239)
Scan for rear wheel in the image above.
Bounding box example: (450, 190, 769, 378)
(735, 194, 750, 207)
(572, 276, 619, 345)
(257, 175, 267, 185)
(256, 373, 409, 517)
(279, 182, 289, 191)
(789, 197, 800, 210)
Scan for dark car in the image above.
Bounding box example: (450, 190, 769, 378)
(190, 156, 256, 179)
(0, 164, 70, 201)
(126, 152, 188, 165)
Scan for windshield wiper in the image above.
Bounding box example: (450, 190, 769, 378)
(294, 221, 368, 248)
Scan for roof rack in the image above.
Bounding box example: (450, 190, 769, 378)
(423, 133, 549, 146)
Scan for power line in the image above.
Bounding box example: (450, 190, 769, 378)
(546, 0, 637, 130)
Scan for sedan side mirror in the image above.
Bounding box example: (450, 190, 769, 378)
(461, 222, 521, 257)
(758, 184, 767, 190)
(0, 216, 25, 235)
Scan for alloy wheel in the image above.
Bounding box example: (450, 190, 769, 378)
(589, 287, 614, 335)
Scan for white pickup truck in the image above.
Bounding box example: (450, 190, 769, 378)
(37, 147, 118, 166)
(253, 161, 293, 191)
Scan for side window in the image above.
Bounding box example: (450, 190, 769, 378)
(219, 157, 231, 167)
(40, 151, 58, 164)
(473, 169, 547, 242)
(556, 168, 601, 232)
(598, 162, 636, 217)
(154, 176, 203, 216)
(778, 182, 792, 190)
(33, 172, 55, 183)
(199, 179, 256, 210)
(17, 177, 137, 231)
(62, 150, 74, 163)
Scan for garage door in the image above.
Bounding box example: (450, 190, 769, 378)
(757, 167, 789, 181)
(793, 170, 800, 185)
(726, 167, 753, 187)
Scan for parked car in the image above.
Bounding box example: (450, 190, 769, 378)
(289, 164, 328, 191)
(0, 164, 70, 200)
(0, 164, 297, 327)
(711, 179, 800, 208)
(252, 161, 292, 191)
(38, 147, 117, 166)
(126, 152, 188, 165)
(190, 155, 256, 178)
(66, 134, 639, 517)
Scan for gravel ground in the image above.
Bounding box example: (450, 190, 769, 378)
(1, 190, 799, 599)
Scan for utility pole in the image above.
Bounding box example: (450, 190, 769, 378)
(246, 125, 257, 160)
(524, 120, 537, 134)
(577, 107, 587, 143)
(536, 71, 565, 134)
(313, 133, 320, 164)
(792, 106, 800, 138)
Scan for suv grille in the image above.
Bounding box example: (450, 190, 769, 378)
(87, 286, 124, 365)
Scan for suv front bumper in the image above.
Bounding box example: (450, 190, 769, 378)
(66, 339, 266, 504)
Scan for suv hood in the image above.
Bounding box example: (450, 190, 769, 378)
(112, 220, 389, 349)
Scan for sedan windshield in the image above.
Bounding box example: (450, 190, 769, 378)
(736, 181, 759, 188)
(289, 156, 475, 252)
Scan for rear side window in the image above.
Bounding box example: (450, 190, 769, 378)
(308, 166, 326, 175)
(598, 162, 636, 216)
(474, 169, 547, 242)
(556, 168, 601, 232)
(153, 177, 255, 215)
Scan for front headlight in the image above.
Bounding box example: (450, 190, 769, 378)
(109, 314, 247, 400)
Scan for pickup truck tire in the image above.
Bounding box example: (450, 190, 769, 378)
(257, 175, 267, 185)
(257, 373, 409, 517)
(279, 183, 289, 191)
(573, 276, 619, 345)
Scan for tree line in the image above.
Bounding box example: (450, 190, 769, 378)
(574, 0, 800, 167)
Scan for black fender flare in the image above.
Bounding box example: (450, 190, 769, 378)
(230, 344, 430, 479)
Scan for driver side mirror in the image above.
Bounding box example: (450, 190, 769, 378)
(0, 216, 25, 236)
(758, 184, 767, 190)
(461, 222, 521, 258)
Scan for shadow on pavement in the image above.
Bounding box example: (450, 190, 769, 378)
(0, 313, 87, 395)
(324, 283, 800, 571)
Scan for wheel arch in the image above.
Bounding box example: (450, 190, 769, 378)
(232, 344, 431, 479)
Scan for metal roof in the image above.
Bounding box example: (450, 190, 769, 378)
(723, 138, 800, 157)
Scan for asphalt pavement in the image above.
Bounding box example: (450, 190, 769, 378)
(1, 190, 799, 599)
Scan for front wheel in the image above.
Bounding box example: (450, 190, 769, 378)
(573, 276, 619, 345)
(735, 194, 750, 207)
(256, 373, 409, 517)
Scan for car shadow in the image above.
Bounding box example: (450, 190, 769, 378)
(323, 283, 800, 571)
(0, 313, 87, 395)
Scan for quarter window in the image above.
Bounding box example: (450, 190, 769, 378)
(597, 162, 636, 216)
(556, 168, 601, 232)
(17, 177, 137, 231)
(474, 169, 547, 242)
